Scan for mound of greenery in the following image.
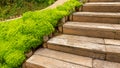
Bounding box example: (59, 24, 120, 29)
(0, 0, 55, 19)
(0, 0, 83, 68)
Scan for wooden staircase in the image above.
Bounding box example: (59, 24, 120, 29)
(25, 0, 120, 68)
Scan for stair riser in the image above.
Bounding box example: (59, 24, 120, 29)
(82, 6, 120, 12)
(115, 32, 120, 39)
(107, 53, 120, 63)
(47, 44, 105, 60)
(88, 0, 120, 2)
(63, 27, 116, 39)
(71, 15, 120, 24)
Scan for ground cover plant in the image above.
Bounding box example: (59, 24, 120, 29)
(0, 0, 83, 68)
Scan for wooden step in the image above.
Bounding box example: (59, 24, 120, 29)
(88, 0, 120, 2)
(25, 55, 88, 68)
(47, 34, 120, 62)
(25, 48, 91, 68)
(25, 48, 120, 68)
(34, 48, 92, 67)
(71, 12, 120, 24)
(82, 2, 120, 12)
(63, 22, 120, 39)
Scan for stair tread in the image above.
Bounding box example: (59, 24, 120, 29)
(48, 34, 106, 52)
(35, 48, 92, 67)
(48, 34, 120, 46)
(63, 22, 120, 31)
(84, 2, 120, 6)
(89, 0, 120, 2)
(50, 34, 104, 44)
(26, 54, 88, 68)
(73, 12, 120, 18)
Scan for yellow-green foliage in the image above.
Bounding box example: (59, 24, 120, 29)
(0, 0, 83, 68)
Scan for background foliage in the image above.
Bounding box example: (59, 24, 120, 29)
(0, 0, 55, 19)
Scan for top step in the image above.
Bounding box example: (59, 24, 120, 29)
(82, 2, 120, 12)
(87, 0, 120, 2)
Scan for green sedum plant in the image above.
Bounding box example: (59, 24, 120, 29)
(0, 0, 83, 68)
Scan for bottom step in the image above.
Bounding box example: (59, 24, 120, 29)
(25, 48, 120, 68)
(25, 48, 90, 68)
(25, 55, 88, 68)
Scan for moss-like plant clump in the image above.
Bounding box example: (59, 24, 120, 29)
(0, 0, 83, 68)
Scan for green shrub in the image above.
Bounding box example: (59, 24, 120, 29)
(0, 64, 11, 68)
(4, 50, 25, 67)
(0, 0, 83, 68)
